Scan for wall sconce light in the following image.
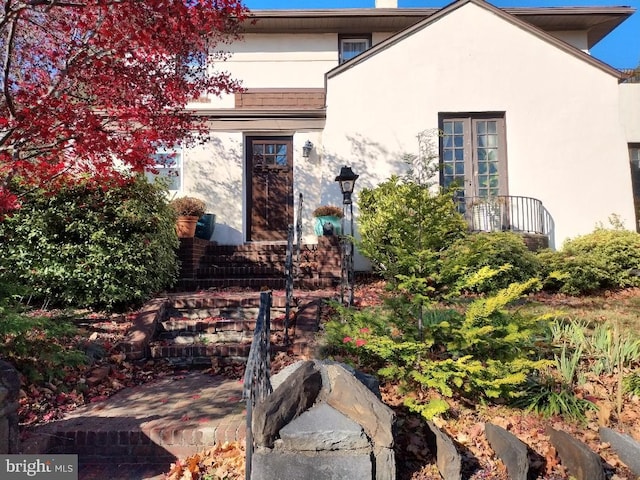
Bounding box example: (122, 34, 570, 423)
(302, 140, 314, 158)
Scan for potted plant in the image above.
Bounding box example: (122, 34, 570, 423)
(170, 196, 206, 238)
(312, 205, 343, 236)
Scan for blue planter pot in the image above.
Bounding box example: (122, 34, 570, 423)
(195, 213, 216, 240)
(314, 216, 342, 236)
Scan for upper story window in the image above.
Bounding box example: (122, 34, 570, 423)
(339, 35, 371, 64)
(145, 145, 182, 192)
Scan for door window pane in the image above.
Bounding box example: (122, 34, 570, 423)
(252, 141, 289, 169)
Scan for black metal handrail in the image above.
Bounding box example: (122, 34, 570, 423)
(243, 291, 273, 480)
(284, 193, 303, 345)
(457, 195, 553, 236)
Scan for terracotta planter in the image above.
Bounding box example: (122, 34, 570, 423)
(176, 215, 199, 238)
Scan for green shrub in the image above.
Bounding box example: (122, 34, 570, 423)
(538, 228, 640, 295)
(439, 232, 541, 294)
(358, 175, 467, 285)
(324, 279, 551, 419)
(0, 176, 179, 311)
(0, 306, 87, 383)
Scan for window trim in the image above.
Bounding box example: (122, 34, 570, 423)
(146, 144, 183, 192)
(338, 34, 372, 64)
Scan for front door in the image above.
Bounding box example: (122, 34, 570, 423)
(246, 136, 293, 241)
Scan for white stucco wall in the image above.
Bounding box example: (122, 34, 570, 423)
(181, 131, 324, 244)
(199, 34, 337, 108)
(620, 83, 640, 142)
(322, 2, 635, 249)
(192, 31, 401, 108)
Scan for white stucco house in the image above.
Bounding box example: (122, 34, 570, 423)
(154, 0, 640, 254)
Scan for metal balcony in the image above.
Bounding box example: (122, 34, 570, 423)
(457, 195, 553, 237)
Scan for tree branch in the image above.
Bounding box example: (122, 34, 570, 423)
(2, 8, 18, 117)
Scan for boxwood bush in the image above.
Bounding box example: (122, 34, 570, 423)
(439, 232, 541, 294)
(538, 228, 640, 295)
(0, 176, 179, 311)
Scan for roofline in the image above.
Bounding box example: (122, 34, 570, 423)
(246, 6, 634, 18)
(326, 0, 625, 82)
(242, 5, 633, 50)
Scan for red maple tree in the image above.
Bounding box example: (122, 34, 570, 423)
(0, 0, 248, 215)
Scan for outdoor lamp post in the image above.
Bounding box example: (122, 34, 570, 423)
(335, 166, 359, 204)
(335, 166, 359, 306)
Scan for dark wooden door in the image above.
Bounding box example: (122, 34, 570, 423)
(247, 136, 293, 241)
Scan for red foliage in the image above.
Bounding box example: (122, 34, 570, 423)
(0, 0, 248, 214)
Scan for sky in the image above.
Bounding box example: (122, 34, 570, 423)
(244, 0, 640, 69)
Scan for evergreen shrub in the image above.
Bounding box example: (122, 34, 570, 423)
(0, 176, 179, 311)
(439, 232, 541, 294)
(358, 175, 467, 286)
(538, 228, 640, 295)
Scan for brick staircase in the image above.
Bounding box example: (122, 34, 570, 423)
(147, 293, 321, 367)
(120, 290, 336, 366)
(174, 236, 343, 291)
(23, 290, 337, 476)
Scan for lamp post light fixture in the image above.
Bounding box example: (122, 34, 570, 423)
(335, 165, 358, 307)
(334, 166, 359, 204)
(302, 140, 314, 158)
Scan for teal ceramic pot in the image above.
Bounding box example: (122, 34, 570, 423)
(195, 213, 216, 240)
(314, 216, 342, 236)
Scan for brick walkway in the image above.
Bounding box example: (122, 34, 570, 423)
(23, 373, 246, 479)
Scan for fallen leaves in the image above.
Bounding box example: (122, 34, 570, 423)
(166, 442, 245, 480)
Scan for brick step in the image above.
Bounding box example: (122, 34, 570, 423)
(169, 294, 290, 309)
(26, 415, 246, 464)
(173, 277, 339, 292)
(199, 252, 288, 262)
(157, 329, 252, 343)
(173, 278, 287, 291)
(161, 313, 290, 333)
(29, 420, 246, 465)
(204, 244, 288, 255)
(196, 265, 285, 278)
(149, 336, 292, 367)
(149, 341, 251, 360)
